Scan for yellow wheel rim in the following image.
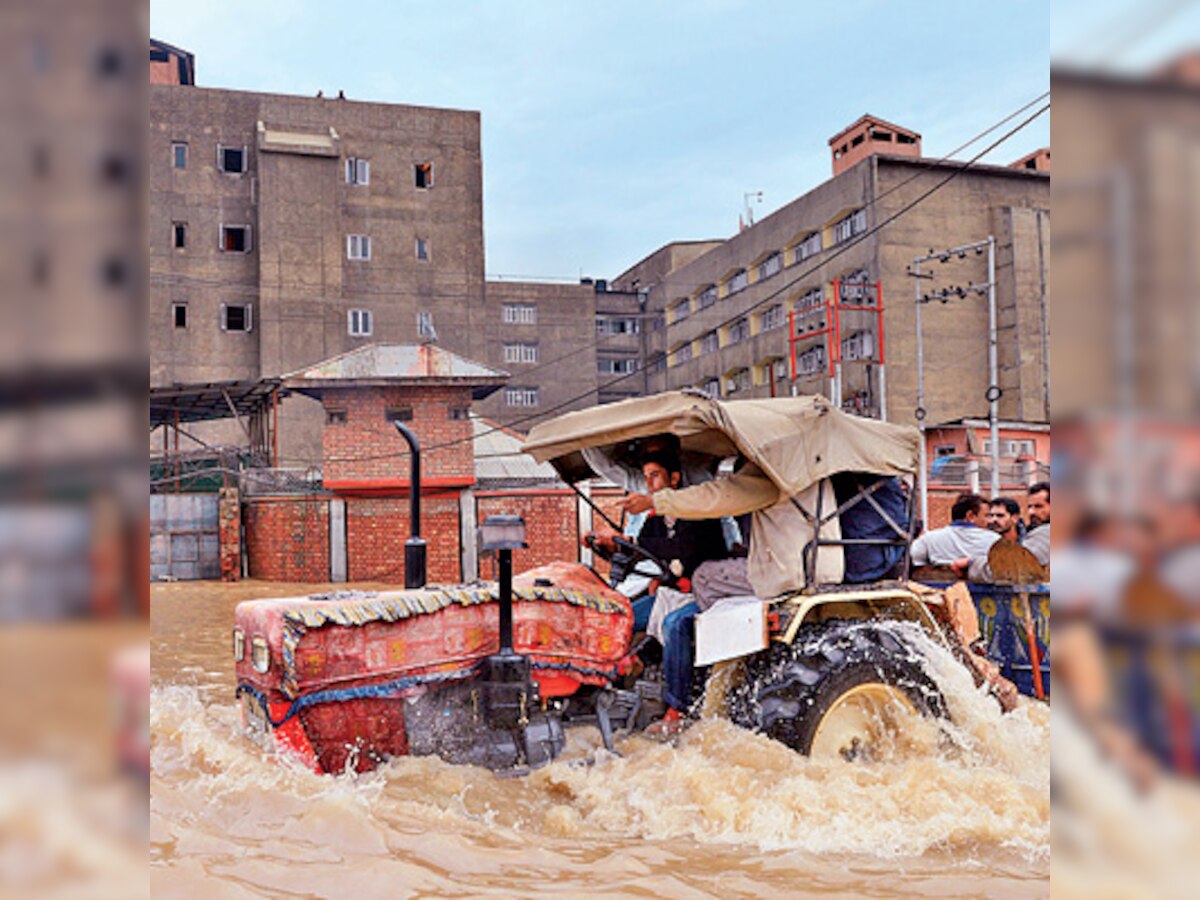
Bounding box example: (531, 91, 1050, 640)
(809, 682, 918, 762)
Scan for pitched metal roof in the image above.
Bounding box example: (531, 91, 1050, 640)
(284, 344, 508, 400)
(472, 415, 561, 485)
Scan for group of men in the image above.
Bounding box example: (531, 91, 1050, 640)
(910, 482, 1051, 574)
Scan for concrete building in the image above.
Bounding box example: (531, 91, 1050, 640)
(150, 49, 610, 459)
(615, 114, 1050, 436)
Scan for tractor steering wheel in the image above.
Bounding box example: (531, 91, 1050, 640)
(607, 535, 679, 590)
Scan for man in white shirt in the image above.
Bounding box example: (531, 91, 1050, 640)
(911, 493, 999, 566)
(1022, 481, 1050, 565)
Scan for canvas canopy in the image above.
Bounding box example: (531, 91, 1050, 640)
(521, 390, 920, 497)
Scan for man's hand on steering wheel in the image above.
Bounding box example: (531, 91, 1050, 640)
(609, 536, 681, 589)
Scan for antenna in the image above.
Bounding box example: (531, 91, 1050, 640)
(742, 191, 763, 229)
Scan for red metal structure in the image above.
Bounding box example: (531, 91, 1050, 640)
(788, 279, 885, 414)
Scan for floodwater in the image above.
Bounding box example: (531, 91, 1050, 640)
(151, 580, 1050, 898)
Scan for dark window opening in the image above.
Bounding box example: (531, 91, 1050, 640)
(222, 226, 249, 252)
(223, 305, 249, 332)
(414, 162, 433, 189)
(851, 134, 864, 147)
(172, 143, 187, 169)
(173, 222, 187, 249)
(173, 304, 187, 329)
(1025, 158, 1037, 170)
(896, 134, 916, 145)
(326, 409, 348, 425)
(871, 130, 892, 142)
(449, 408, 470, 421)
(220, 147, 245, 173)
(415, 237, 428, 260)
(386, 407, 414, 423)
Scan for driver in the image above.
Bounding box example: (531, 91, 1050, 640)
(581, 451, 727, 632)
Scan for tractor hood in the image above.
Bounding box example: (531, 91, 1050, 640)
(521, 390, 920, 496)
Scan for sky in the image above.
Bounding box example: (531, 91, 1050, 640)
(150, 1, 1050, 282)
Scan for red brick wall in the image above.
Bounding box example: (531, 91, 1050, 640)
(477, 490, 580, 579)
(346, 493, 462, 583)
(244, 498, 330, 582)
(321, 386, 475, 484)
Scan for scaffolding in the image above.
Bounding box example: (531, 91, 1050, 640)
(787, 277, 887, 419)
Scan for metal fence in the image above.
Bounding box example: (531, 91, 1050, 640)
(240, 467, 325, 497)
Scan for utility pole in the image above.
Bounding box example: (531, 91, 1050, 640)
(909, 236, 999, 522)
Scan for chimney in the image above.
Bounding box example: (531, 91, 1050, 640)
(828, 114, 921, 177)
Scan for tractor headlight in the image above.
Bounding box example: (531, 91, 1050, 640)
(232, 628, 245, 662)
(251, 636, 270, 673)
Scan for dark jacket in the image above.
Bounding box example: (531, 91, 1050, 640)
(636, 514, 728, 580)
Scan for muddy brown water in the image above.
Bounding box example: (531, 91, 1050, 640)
(151, 580, 1049, 898)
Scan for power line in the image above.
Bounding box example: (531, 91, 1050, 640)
(293, 96, 1049, 468)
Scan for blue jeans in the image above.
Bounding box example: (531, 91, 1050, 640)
(662, 601, 699, 711)
(631, 594, 655, 633)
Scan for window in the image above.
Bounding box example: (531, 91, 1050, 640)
(671, 343, 693, 366)
(670, 300, 690, 323)
(700, 331, 719, 355)
(345, 157, 370, 185)
(696, 285, 717, 309)
(502, 304, 537, 324)
(649, 312, 666, 331)
(724, 269, 748, 296)
(417, 311, 437, 339)
(702, 378, 720, 398)
(347, 234, 371, 260)
(218, 145, 246, 174)
(794, 231, 821, 263)
(414, 162, 434, 189)
(172, 303, 187, 329)
(727, 318, 750, 345)
(386, 407, 414, 423)
(761, 304, 785, 332)
(598, 357, 637, 374)
(172, 142, 187, 169)
(935, 445, 958, 458)
(833, 208, 867, 244)
(841, 268, 872, 303)
(326, 409, 348, 425)
(982, 439, 1037, 458)
(449, 407, 470, 421)
(648, 353, 667, 374)
(797, 286, 823, 310)
(348, 309, 372, 336)
(797, 345, 826, 375)
(221, 304, 252, 332)
(725, 368, 751, 394)
(172, 222, 187, 249)
(415, 237, 428, 260)
(504, 343, 538, 363)
(758, 252, 782, 281)
(505, 387, 539, 407)
(773, 358, 789, 381)
(220, 225, 251, 253)
(596, 316, 639, 335)
(841, 330, 875, 361)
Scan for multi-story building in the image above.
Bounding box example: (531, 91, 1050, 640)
(150, 43, 609, 458)
(616, 114, 1050, 433)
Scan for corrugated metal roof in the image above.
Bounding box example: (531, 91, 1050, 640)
(288, 344, 508, 381)
(472, 415, 560, 484)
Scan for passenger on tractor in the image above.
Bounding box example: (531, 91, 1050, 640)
(618, 458, 848, 724)
(910, 492, 999, 567)
(581, 450, 728, 632)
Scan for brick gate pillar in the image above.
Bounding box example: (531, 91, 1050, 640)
(219, 486, 241, 582)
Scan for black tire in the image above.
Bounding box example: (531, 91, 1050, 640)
(730, 619, 947, 757)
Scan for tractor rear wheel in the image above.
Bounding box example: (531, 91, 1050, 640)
(732, 620, 947, 761)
